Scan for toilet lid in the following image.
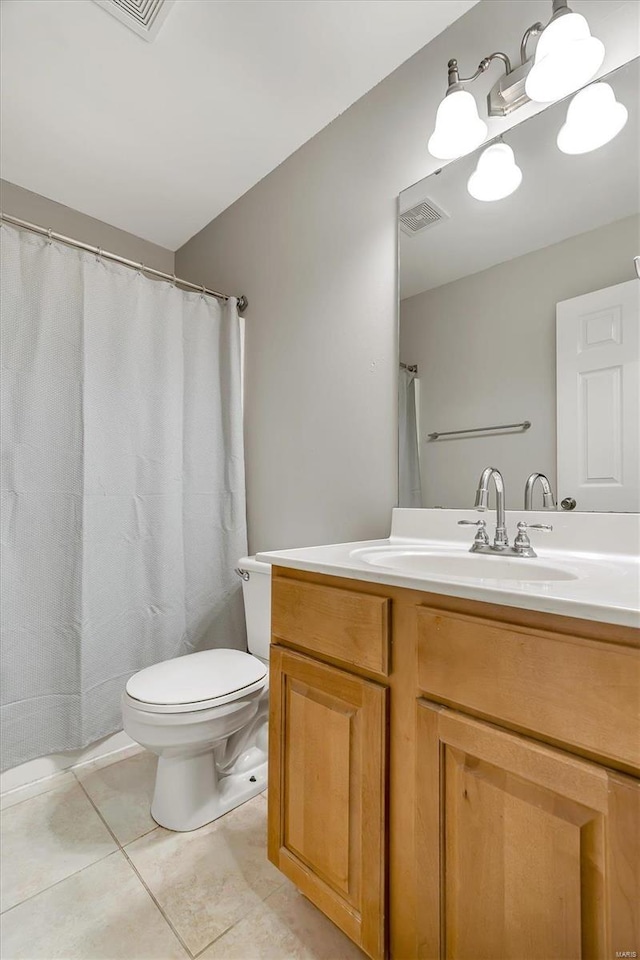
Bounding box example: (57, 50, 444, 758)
(125, 649, 267, 707)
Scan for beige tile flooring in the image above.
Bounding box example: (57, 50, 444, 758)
(1, 747, 364, 960)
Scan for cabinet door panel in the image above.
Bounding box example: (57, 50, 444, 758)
(269, 646, 387, 959)
(416, 701, 639, 960)
(285, 679, 357, 896)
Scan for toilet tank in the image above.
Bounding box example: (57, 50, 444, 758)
(236, 556, 272, 661)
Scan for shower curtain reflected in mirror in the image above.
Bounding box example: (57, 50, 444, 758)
(398, 366, 422, 508)
(0, 224, 247, 771)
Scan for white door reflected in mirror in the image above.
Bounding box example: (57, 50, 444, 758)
(556, 279, 640, 512)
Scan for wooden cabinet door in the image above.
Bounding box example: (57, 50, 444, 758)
(416, 701, 640, 960)
(268, 645, 388, 959)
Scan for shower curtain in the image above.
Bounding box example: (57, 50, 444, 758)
(0, 224, 247, 771)
(398, 366, 422, 508)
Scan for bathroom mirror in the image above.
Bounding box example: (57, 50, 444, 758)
(398, 57, 639, 512)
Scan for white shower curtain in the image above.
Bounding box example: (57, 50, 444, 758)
(398, 366, 422, 508)
(0, 225, 247, 771)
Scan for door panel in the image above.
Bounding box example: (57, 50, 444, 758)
(416, 701, 639, 959)
(269, 646, 388, 959)
(444, 747, 597, 960)
(556, 279, 639, 511)
(284, 679, 357, 896)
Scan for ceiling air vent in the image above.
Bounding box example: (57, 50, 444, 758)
(399, 199, 449, 237)
(93, 0, 175, 42)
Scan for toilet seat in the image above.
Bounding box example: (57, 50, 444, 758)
(125, 649, 267, 714)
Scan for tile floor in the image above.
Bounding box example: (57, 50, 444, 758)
(1, 746, 365, 960)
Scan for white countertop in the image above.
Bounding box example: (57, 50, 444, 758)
(257, 509, 640, 629)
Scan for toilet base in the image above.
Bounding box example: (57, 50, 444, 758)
(151, 750, 267, 832)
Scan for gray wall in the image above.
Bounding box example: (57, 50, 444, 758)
(175, 1, 639, 553)
(1, 180, 174, 274)
(400, 214, 639, 510)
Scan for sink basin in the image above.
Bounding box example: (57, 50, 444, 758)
(351, 547, 579, 582)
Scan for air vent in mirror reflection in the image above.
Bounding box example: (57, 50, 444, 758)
(399, 199, 450, 237)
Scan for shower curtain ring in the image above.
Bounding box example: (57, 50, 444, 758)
(47, 228, 53, 245)
(171, 274, 177, 287)
(200, 283, 206, 298)
(96, 247, 102, 262)
(139, 263, 145, 278)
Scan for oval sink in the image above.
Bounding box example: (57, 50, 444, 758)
(353, 548, 579, 582)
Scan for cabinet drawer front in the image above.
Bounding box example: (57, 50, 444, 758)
(272, 576, 390, 676)
(416, 606, 640, 772)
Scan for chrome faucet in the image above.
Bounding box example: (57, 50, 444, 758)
(524, 472, 555, 510)
(458, 465, 553, 557)
(475, 466, 509, 548)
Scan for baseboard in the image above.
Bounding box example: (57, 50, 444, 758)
(0, 731, 137, 794)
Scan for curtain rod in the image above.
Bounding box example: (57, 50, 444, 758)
(0, 212, 248, 314)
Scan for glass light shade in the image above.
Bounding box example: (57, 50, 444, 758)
(427, 89, 488, 160)
(467, 143, 523, 202)
(557, 82, 628, 154)
(525, 12, 605, 103)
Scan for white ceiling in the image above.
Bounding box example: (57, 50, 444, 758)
(0, 0, 477, 250)
(399, 57, 640, 299)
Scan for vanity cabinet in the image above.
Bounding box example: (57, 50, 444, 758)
(267, 567, 640, 960)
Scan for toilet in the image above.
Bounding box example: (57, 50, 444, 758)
(121, 556, 271, 832)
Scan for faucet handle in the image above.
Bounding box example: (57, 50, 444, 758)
(513, 520, 553, 556)
(458, 519, 490, 546)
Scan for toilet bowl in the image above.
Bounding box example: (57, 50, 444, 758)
(122, 556, 271, 832)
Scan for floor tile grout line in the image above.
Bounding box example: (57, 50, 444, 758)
(10, 774, 277, 958)
(0, 848, 118, 916)
(71, 750, 162, 848)
(190, 878, 290, 959)
(118, 843, 196, 960)
(74, 777, 124, 849)
(122, 823, 159, 844)
(75, 782, 194, 958)
(2, 762, 285, 959)
(73, 771, 157, 849)
(117, 796, 280, 959)
(1, 778, 123, 916)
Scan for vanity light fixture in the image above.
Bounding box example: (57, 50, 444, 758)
(525, 2, 605, 103)
(428, 51, 520, 161)
(557, 82, 628, 154)
(427, 80, 488, 160)
(427, 0, 606, 161)
(467, 143, 523, 202)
